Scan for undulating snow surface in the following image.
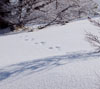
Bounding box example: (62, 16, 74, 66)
(0, 17, 100, 89)
(0, 18, 97, 67)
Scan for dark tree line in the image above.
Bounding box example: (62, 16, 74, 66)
(0, 0, 10, 29)
(0, 0, 98, 31)
(0, 0, 56, 30)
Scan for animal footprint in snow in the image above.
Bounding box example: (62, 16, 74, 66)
(40, 41, 46, 45)
(49, 47, 53, 49)
(24, 35, 29, 41)
(31, 38, 34, 41)
(34, 42, 38, 44)
(55, 46, 61, 50)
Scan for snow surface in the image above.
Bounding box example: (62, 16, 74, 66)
(0, 17, 100, 89)
(0, 18, 97, 67)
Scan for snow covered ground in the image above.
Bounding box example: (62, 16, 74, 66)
(0, 18, 97, 67)
(0, 17, 100, 89)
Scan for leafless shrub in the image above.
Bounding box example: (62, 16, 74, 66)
(86, 17, 100, 52)
(88, 17, 100, 27)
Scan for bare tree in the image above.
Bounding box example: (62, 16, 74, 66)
(86, 17, 100, 52)
(0, 0, 98, 31)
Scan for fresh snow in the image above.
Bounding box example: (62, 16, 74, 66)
(0, 19, 97, 67)
(0, 17, 100, 89)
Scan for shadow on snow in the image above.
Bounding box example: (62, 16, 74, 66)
(0, 51, 100, 81)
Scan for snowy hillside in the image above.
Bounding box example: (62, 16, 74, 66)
(0, 18, 97, 67)
(0, 17, 100, 89)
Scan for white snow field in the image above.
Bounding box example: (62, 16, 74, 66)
(0, 17, 100, 89)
